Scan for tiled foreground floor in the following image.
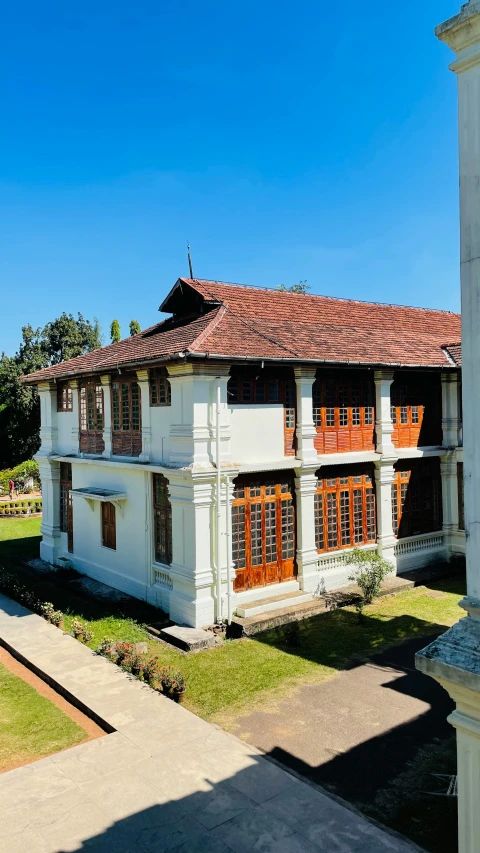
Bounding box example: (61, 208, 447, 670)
(0, 593, 420, 853)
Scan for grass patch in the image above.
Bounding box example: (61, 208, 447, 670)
(0, 663, 87, 770)
(0, 517, 465, 725)
(0, 516, 42, 557)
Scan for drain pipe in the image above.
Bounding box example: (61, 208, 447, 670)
(225, 474, 233, 625)
(215, 381, 223, 623)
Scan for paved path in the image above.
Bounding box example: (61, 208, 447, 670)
(232, 635, 454, 805)
(0, 594, 420, 853)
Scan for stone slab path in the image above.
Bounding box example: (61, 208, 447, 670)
(0, 594, 420, 853)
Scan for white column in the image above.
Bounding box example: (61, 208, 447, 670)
(441, 454, 460, 549)
(416, 8, 480, 853)
(37, 456, 61, 565)
(70, 379, 79, 455)
(136, 369, 152, 463)
(37, 382, 58, 456)
(100, 375, 112, 458)
(374, 369, 395, 456)
(294, 367, 318, 463)
(167, 363, 231, 468)
(294, 469, 319, 592)
(374, 461, 397, 570)
(442, 372, 461, 448)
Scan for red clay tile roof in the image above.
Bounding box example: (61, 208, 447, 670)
(442, 342, 462, 366)
(22, 278, 462, 383)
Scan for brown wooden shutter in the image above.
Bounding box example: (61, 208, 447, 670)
(101, 502, 116, 550)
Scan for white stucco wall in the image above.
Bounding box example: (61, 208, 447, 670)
(56, 411, 76, 455)
(150, 406, 173, 466)
(63, 462, 152, 601)
(229, 405, 285, 464)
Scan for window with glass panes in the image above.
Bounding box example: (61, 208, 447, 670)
(60, 462, 73, 553)
(391, 459, 442, 538)
(314, 467, 376, 552)
(111, 377, 142, 456)
(153, 474, 172, 565)
(312, 374, 375, 454)
(150, 368, 171, 407)
(390, 374, 442, 448)
(79, 382, 105, 454)
(232, 476, 296, 591)
(57, 383, 73, 412)
(227, 371, 296, 456)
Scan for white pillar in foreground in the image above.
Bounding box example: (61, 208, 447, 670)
(416, 6, 480, 853)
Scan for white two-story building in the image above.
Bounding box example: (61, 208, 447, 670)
(23, 278, 464, 628)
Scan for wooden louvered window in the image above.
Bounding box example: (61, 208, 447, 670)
(111, 377, 142, 457)
(458, 462, 464, 531)
(390, 375, 442, 448)
(153, 474, 172, 565)
(232, 476, 296, 591)
(79, 382, 105, 454)
(227, 371, 296, 456)
(150, 368, 171, 407)
(314, 466, 376, 552)
(101, 502, 116, 550)
(391, 459, 442, 538)
(57, 383, 73, 412)
(312, 374, 375, 454)
(60, 462, 73, 553)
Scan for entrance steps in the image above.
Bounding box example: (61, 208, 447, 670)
(235, 590, 313, 618)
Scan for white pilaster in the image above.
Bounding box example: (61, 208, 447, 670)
(136, 369, 152, 463)
(442, 372, 462, 448)
(37, 382, 58, 456)
(294, 367, 318, 463)
(374, 370, 395, 456)
(294, 469, 320, 591)
(70, 379, 80, 455)
(37, 456, 62, 565)
(416, 7, 480, 853)
(441, 453, 460, 550)
(167, 363, 231, 468)
(374, 460, 397, 569)
(100, 375, 112, 458)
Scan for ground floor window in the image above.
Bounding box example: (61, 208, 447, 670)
(314, 466, 376, 552)
(232, 474, 296, 591)
(392, 459, 442, 539)
(458, 461, 464, 531)
(153, 474, 172, 565)
(101, 502, 116, 550)
(59, 462, 73, 553)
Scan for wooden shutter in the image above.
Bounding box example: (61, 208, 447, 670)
(101, 502, 116, 550)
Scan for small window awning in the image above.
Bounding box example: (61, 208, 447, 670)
(70, 488, 127, 515)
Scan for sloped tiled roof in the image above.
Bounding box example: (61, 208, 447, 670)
(22, 278, 461, 384)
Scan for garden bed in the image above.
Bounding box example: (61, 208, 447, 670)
(0, 498, 42, 517)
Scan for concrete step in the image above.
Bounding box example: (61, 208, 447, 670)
(235, 590, 313, 618)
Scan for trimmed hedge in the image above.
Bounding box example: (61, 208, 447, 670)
(0, 498, 42, 517)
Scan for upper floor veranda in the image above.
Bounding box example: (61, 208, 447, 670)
(36, 360, 463, 471)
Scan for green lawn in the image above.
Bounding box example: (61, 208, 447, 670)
(0, 663, 88, 771)
(0, 516, 465, 726)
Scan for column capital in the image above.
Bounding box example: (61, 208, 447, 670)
(436, 3, 480, 71)
(100, 374, 112, 387)
(293, 366, 317, 381)
(136, 369, 149, 384)
(167, 362, 231, 379)
(373, 369, 394, 384)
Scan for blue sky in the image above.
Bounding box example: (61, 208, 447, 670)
(1, 1, 462, 355)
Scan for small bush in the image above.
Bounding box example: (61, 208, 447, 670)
(50, 610, 64, 626)
(159, 665, 187, 693)
(345, 548, 393, 616)
(71, 619, 92, 643)
(97, 637, 115, 658)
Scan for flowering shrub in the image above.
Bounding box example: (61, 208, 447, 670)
(50, 610, 64, 626)
(159, 666, 187, 693)
(71, 619, 93, 644)
(142, 656, 161, 685)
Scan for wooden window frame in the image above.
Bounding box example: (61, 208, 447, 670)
(111, 376, 142, 457)
(232, 476, 296, 592)
(101, 501, 116, 550)
(79, 381, 105, 454)
(57, 383, 73, 413)
(153, 474, 172, 565)
(227, 372, 296, 456)
(312, 374, 375, 454)
(391, 459, 442, 539)
(150, 368, 171, 407)
(314, 466, 376, 553)
(59, 462, 73, 553)
(390, 376, 442, 448)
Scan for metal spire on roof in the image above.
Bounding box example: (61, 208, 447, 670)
(187, 242, 194, 279)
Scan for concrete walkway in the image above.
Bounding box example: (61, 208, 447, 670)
(0, 594, 420, 853)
